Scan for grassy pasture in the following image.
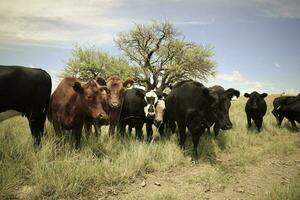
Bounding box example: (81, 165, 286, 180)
(0, 95, 299, 199)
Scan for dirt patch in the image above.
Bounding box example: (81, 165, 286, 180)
(103, 149, 300, 200)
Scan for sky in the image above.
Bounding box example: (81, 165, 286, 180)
(0, 0, 299, 94)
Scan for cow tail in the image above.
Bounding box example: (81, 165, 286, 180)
(44, 71, 52, 122)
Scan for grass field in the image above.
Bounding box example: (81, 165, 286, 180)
(0, 95, 300, 199)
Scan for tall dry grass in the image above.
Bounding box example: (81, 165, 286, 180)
(0, 95, 299, 199)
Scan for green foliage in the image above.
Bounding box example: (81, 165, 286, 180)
(116, 20, 216, 90)
(61, 45, 135, 81)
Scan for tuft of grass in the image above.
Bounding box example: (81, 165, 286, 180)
(261, 178, 300, 200)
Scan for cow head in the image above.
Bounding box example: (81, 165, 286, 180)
(153, 99, 166, 127)
(244, 92, 268, 110)
(73, 80, 109, 121)
(96, 76, 134, 109)
(144, 90, 158, 119)
(207, 88, 240, 130)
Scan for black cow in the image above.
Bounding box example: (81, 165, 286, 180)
(244, 92, 268, 132)
(119, 88, 165, 141)
(207, 85, 240, 136)
(164, 80, 232, 161)
(118, 88, 146, 140)
(272, 95, 300, 127)
(0, 65, 52, 146)
(275, 97, 300, 131)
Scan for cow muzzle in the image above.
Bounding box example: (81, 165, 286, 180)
(154, 119, 162, 127)
(147, 113, 155, 119)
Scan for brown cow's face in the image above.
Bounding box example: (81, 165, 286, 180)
(106, 76, 134, 109)
(73, 81, 109, 120)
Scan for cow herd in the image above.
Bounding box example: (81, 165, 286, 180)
(1, 65, 300, 160)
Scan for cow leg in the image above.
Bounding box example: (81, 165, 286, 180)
(119, 121, 126, 138)
(158, 123, 165, 138)
(247, 114, 252, 129)
(289, 120, 299, 131)
(213, 124, 220, 136)
(94, 124, 101, 137)
(136, 124, 143, 141)
(277, 115, 284, 127)
(72, 127, 82, 149)
(28, 112, 45, 147)
(191, 130, 202, 162)
(108, 124, 116, 136)
(177, 122, 187, 149)
(128, 124, 133, 136)
(146, 122, 153, 142)
(84, 121, 92, 139)
(254, 117, 263, 132)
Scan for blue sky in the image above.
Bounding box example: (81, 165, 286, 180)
(0, 0, 299, 94)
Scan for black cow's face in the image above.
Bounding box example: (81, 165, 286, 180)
(209, 89, 240, 130)
(244, 92, 268, 110)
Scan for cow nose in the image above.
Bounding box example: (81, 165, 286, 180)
(226, 124, 232, 129)
(147, 113, 155, 119)
(154, 120, 162, 127)
(110, 102, 119, 108)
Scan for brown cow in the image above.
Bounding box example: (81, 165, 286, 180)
(48, 77, 109, 148)
(85, 76, 134, 136)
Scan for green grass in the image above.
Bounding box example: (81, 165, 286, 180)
(261, 178, 300, 200)
(0, 95, 300, 199)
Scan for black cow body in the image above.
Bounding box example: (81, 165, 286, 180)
(164, 80, 231, 161)
(244, 92, 268, 132)
(118, 88, 147, 140)
(0, 65, 52, 146)
(272, 95, 299, 126)
(275, 97, 300, 131)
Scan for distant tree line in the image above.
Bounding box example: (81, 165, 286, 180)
(61, 20, 216, 91)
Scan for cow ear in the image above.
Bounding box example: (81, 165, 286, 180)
(244, 93, 250, 98)
(123, 79, 134, 88)
(96, 77, 106, 86)
(155, 91, 164, 99)
(73, 82, 83, 94)
(260, 93, 268, 98)
(225, 88, 240, 100)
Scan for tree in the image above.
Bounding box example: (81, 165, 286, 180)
(115, 20, 216, 91)
(61, 45, 135, 81)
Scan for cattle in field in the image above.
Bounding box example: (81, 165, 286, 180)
(244, 92, 268, 132)
(273, 95, 300, 131)
(163, 80, 233, 161)
(102, 76, 134, 136)
(272, 95, 299, 126)
(207, 85, 240, 135)
(0, 65, 52, 146)
(84, 76, 134, 137)
(118, 88, 146, 140)
(119, 88, 166, 141)
(48, 77, 109, 148)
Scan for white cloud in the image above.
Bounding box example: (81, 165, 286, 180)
(216, 70, 244, 82)
(274, 63, 281, 68)
(0, 0, 130, 46)
(210, 70, 268, 94)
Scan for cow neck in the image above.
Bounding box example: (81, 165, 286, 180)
(64, 92, 86, 128)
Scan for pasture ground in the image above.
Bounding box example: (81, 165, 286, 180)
(0, 96, 300, 200)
